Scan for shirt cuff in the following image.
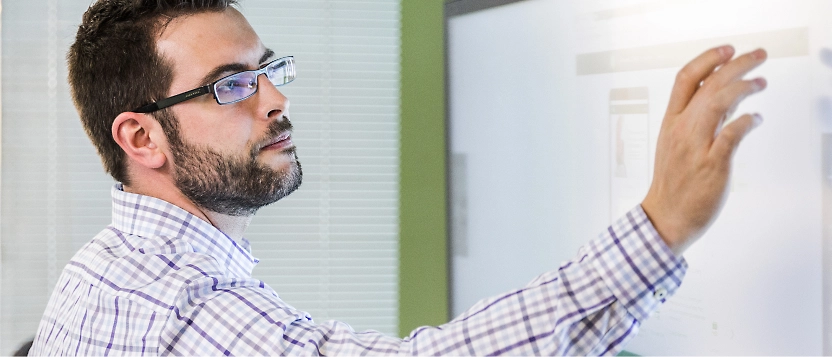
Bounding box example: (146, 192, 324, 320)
(588, 204, 688, 323)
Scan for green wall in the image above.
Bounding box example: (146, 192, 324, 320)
(399, 0, 449, 337)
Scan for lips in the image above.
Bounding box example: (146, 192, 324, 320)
(260, 131, 294, 151)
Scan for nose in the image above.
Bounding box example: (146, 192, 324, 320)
(255, 73, 290, 121)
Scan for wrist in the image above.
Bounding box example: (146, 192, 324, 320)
(640, 200, 688, 256)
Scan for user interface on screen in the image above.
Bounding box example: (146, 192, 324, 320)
(449, 0, 832, 354)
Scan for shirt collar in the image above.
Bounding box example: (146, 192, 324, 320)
(110, 184, 259, 277)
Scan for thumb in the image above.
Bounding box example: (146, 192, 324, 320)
(711, 113, 763, 159)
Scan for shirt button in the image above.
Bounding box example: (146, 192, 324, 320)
(654, 288, 667, 299)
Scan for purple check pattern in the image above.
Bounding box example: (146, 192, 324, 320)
(31, 184, 686, 356)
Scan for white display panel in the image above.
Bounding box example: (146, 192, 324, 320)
(448, 0, 832, 355)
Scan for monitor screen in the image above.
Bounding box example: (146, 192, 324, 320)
(448, 0, 832, 354)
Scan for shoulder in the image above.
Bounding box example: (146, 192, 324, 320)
(63, 227, 238, 311)
(171, 277, 308, 322)
(160, 280, 314, 355)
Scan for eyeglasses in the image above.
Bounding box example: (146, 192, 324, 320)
(133, 56, 296, 113)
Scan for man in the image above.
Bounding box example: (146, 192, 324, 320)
(30, 0, 767, 355)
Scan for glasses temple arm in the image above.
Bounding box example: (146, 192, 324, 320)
(132, 86, 212, 113)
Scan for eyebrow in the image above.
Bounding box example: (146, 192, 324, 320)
(259, 49, 276, 65)
(199, 48, 276, 85)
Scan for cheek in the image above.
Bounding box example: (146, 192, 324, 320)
(176, 108, 256, 154)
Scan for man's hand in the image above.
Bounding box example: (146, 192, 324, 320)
(641, 46, 767, 256)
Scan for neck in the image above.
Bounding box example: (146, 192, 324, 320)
(202, 211, 253, 241)
(122, 179, 254, 242)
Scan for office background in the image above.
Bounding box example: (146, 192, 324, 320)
(0, 0, 450, 352)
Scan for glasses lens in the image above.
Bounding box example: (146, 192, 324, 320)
(266, 57, 296, 87)
(214, 72, 258, 104)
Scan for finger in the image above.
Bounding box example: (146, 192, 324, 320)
(710, 113, 763, 160)
(698, 77, 767, 138)
(666, 45, 735, 116)
(702, 48, 767, 92)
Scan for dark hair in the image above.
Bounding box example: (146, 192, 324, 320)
(68, 0, 238, 184)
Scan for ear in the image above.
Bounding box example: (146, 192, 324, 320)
(112, 112, 167, 169)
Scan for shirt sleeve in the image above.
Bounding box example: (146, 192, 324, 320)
(160, 205, 687, 356)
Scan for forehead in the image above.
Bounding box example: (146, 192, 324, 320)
(155, 8, 265, 87)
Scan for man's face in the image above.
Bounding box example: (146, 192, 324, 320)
(155, 8, 301, 216)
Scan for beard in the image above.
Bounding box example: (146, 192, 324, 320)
(167, 117, 302, 216)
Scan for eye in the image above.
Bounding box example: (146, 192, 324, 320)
(214, 73, 259, 104)
(217, 76, 255, 92)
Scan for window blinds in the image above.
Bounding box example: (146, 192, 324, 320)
(239, 0, 400, 333)
(0, 0, 400, 352)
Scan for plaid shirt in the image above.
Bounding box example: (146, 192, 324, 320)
(31, 184, 686, 356)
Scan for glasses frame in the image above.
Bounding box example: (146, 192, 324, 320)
(132, 56, 295, 113)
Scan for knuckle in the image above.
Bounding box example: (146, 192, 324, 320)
(706, 98, 726, 114)
(697, 158, 716, 175)
(724, 87, 750, 108)
(675, 68, 694, 84)
(721, 129, 739, 143)
(743, 80, 760, 94)
(710, 158, 730, 175)
(732, 81, 751, 96)
(740, 50, 758, 64)
(704, 150, 727, 170)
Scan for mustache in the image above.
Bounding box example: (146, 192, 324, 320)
(249, 116, 294, 157)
